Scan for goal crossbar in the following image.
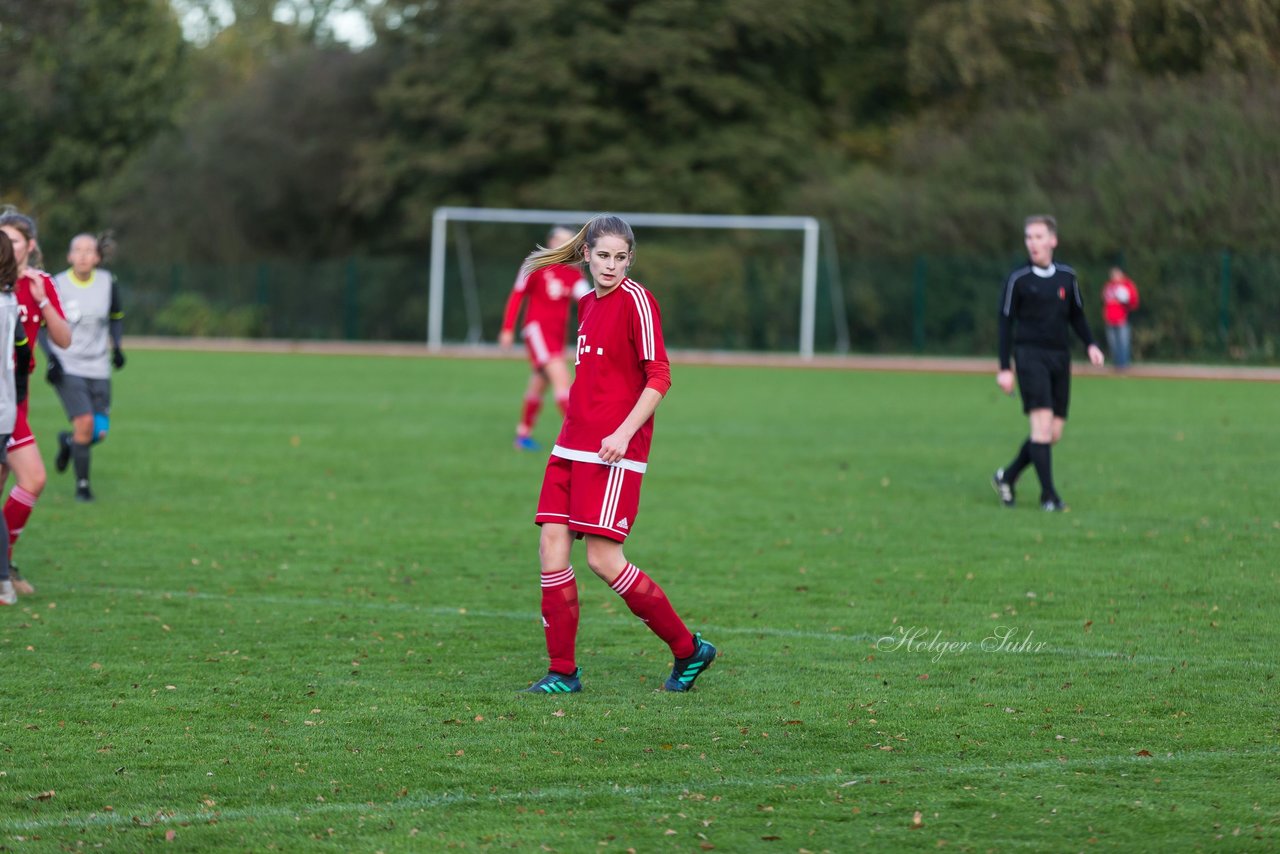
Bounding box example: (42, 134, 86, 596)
(428, 206, 821, 358)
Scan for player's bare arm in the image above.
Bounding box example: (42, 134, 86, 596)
(598, 386, 664, 464)
(26, 274, 72, 348)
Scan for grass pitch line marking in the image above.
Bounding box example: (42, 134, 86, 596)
(88, 586, 1270, 669)
(0, 773, 850, 835)
(5, 748, 1278, 836)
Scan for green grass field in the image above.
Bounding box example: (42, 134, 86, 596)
(1, 349, 1276, 851)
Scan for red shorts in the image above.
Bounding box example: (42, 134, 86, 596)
(535, 454, 644, 543)
(6, 399, 34, 452)
(522, 321, 563, 369)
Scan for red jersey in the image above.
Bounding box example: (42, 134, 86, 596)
(16, 271, 65, 372)
(500, 262, 589, 342)
(1102, 277, 1139, 325)
(553, 278, 669, 468)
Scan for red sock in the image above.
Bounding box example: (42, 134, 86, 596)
(519, 396, 543, 437)
(540, 567, 579, 674)
(610, 564, 695, 659)
(4, 486, 38, 558)
(555, 391, 570, 416)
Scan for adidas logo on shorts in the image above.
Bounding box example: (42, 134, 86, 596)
(617, 518, 629, 530)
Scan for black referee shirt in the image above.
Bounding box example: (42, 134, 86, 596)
(998, 262, 1096, 370)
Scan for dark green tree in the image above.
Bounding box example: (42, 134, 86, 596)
(355, 0, 861, 243)
(109, 45, 387, 262)
(0, 0, 187, 245)
(905, 0, 1280, 109)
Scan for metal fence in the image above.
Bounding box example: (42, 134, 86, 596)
(109, 248, 1278, 363)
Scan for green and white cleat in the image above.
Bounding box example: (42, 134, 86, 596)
(522, 668, 583, 694)
(665, 633, 716, 692)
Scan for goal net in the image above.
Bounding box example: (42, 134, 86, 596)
(428, 207, 848, 358)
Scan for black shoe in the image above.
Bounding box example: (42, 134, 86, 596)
(75, 480, 94, 502)
(55, 432, 72, 474)
(1041, 497, 1066, 512)
(991, 469, 1015, 507)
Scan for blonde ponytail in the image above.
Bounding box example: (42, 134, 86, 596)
(520, 214, 636, 279)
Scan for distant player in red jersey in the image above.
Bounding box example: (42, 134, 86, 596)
(519, 214, 717, 695)
(499, 226, 590, 451)
(0, 210, 72, 597)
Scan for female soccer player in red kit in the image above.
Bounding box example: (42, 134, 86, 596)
(521, 215, 716, 694)
(499, 226, 590, 451)
(0, 211, 72, 596)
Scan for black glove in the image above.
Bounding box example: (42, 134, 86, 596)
(46, 359, 63, 385)
(112, 348, 126, 370)
(14, 365, 28, 404)
(14, 341, 31, 403)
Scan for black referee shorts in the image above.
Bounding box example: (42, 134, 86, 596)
(1014, 346, 1071, 417)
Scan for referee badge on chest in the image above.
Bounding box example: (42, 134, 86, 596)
(1058, 287, 1066, 300)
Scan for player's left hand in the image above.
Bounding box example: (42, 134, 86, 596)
(598, 431, 633, 464)
(112, 347, 126, 369)
(1087, 344, 1105, 367)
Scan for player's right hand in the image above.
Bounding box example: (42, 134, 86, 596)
(498, 330, 515, 350)
(23, 270, 46, 303)
(46, 360, 63, 385)
(996, 369, 1015, 395)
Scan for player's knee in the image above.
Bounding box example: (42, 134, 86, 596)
(538, 525, 572, 565)
(72, 417, 94, 444)
(92, 413, 110, 443)
(22, 469, 47, 495)
(584, 543, 625, 581)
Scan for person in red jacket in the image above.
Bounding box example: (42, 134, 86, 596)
(1101, 266, 1140, 370)
(498, 226, 590, 451)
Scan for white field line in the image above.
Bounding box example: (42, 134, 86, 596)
(81, 586, 1274, 669)
(2, 748, 1276, 835)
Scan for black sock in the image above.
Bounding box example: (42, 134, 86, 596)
(72, 441, 91, 484)
(1005, 439, 1033, 483)
(1028, 442, 1057, 502)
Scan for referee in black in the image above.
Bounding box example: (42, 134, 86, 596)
(992, 215, 1104, 511)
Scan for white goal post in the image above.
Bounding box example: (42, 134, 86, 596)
(428, 206, 823, 358)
